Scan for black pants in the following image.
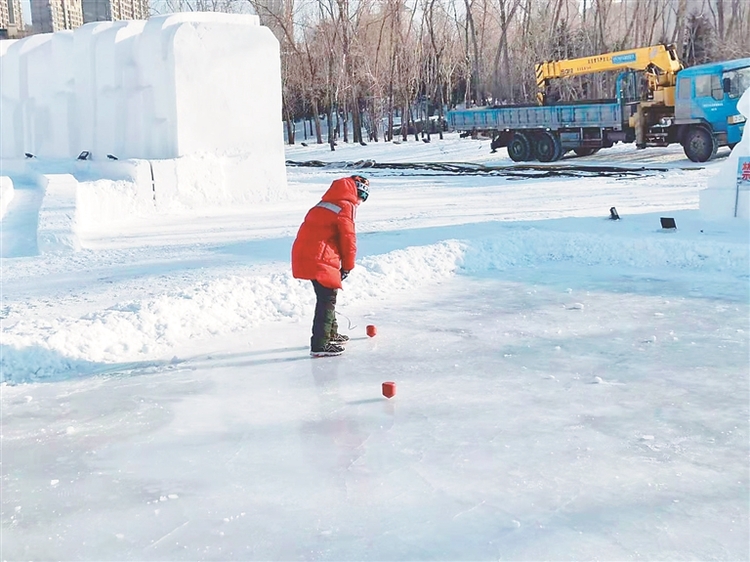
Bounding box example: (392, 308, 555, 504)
(311, 280, 338, 350)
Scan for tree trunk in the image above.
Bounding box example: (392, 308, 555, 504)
(672, 0, 687, 46)
(401, 104, 408, 141)
(435, 79, 444, 140)
(463, 0, 482, 104)
(342, 106, 349, 143)
(352, 96, 363, 144)
(413, 104, 419, 143)
(286, 117, 295, 145)
(284, 100, 295, 145)
(369, 103, 379, 142)
(386, 106, 393, 143)
(491, 0, 520, 102)
(716, 0, 725, 41)
(327, 109, 335, 151)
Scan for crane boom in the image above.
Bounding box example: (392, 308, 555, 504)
(535, 44, 683, 104)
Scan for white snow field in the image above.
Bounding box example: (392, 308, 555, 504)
(1, 135, 749, 560)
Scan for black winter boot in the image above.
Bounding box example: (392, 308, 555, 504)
(329, 333, 349, 345)
(310, 342, 345, 357)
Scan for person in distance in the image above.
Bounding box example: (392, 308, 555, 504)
(291, 175, 370, 357)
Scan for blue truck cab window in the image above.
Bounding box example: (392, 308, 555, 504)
(723, 67, 750, 99)
(711, 75, 723, 100)
(678, 77, 691, 99)
(695, 75, 711, 97)
(695, 74, 723, 100)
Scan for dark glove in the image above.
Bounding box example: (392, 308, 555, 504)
(340, 269, 350, 281)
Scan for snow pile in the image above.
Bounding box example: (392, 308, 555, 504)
(1, 241, 465, 382)
(702, 87, 750, 219)
(3, 223, 748, 382)
(463, 226, 749, 275)
(75, 178, 156, 232)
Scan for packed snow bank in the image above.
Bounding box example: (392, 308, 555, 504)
(74, 154, 294, 233)
(3, 220, 748, 383)
(37, 174, 81, 252)
(1, 147, 292, 246)
(0, 176, 14, 219)
(462, 226, 748, 274)
(1, 241, 466, 382)
(702, 88, 750, 220)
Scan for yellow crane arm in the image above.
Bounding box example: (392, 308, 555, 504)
(535, 44, 683, 104)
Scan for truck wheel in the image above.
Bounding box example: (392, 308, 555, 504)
(533, 131, 562, 162)
(574, 147, 597, 157)
(507, 133, 531, 162)
(683, 126, 718, 162)
(552, 138, 564, 161)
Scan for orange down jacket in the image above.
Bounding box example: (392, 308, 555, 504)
(291, 177, 359, 289)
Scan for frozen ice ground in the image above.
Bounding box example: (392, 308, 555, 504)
(1, 135, 748, 560)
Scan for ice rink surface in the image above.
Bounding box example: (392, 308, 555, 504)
(1, 136, 748, 560)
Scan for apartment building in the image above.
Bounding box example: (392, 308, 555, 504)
(82, 0, 149, 23)
(30, 0, 83, 32)
(0, 0, 26, 37)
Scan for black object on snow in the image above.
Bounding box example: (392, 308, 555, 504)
(660, 217, 677, 229)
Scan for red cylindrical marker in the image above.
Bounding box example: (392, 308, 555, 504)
(382, 381, 396, 398)
(366, 325, 377, 337)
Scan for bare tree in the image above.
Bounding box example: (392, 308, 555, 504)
(491, 0, 522, 102)
(154, 0, 750, 145)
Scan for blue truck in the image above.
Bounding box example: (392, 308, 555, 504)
(447, 56, 750, 163)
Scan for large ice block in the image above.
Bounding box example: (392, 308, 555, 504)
(0, 13, 287, 223)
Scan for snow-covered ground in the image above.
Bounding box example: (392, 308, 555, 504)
(1, 136, 748, 560)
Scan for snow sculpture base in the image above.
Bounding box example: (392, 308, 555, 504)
(699, 186, 750, 221)
(0, 176, 14, 219)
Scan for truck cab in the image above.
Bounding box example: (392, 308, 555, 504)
(674, 58, 750, 161)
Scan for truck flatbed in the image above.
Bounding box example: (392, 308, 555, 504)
(448, 101, 624, 132)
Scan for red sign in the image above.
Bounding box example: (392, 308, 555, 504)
(742, 160, 750, 182)
(740, 158, 750, 189)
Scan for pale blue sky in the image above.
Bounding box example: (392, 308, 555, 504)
(21, 0, 31, 24)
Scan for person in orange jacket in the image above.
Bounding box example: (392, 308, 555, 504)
(292, 175, 370, 356)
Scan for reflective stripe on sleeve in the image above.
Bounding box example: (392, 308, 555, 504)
(315, 201, 342, 214)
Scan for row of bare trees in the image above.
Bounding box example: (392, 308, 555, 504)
(153, 0, 750, 144)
